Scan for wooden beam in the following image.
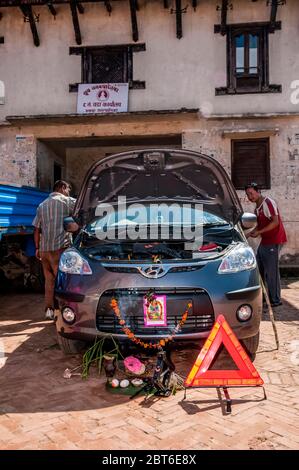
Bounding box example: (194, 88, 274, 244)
(47, 3, 57, 16)
(104, 0, 112, 14)
(176, 0, 182, 39)
(269, 0, 278, 31)
(70, 0, 82, 45)
(192, 0, 197, 10)
(20, 5, 40, 47)
(77, 2, 84, 14)
(129, 0, 138, 42)
(0, 1, 138, 5)
(220, 0, 228, 36)
(163, 1, 170, 8)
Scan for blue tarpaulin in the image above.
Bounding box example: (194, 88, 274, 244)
(0, 184, 49, 240)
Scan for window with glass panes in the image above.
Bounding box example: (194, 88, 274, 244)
(215, 23, 281, 95)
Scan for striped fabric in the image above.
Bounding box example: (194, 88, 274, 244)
(32, 192, 76, 252)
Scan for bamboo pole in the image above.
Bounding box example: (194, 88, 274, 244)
(261, 279, 279, 350)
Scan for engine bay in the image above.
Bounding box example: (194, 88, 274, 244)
(78, 222, 243, 262)
(82, 240, 227, 262)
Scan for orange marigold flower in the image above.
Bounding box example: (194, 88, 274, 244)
(111, 296, 191, 349)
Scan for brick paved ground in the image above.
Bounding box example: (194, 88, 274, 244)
(0, 279, 299, 450)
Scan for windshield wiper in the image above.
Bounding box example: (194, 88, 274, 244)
(203, 222, 230, 227)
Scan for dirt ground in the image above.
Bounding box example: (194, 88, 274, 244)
(0, 278, 299, 450)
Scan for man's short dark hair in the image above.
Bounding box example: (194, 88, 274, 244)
(244, 182, 260, 192)
(53, 180, 71, 192)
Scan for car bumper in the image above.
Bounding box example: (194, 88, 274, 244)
(55, 279, 262, 343)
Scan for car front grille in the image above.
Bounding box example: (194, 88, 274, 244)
(103, 265, 202, 274)
(96, 288, 214, 335)
(104, 266, 139, 274)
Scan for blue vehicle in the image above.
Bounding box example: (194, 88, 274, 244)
(0, 184, 48, 290)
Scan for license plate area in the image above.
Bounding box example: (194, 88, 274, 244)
(96, 288, 215, 334)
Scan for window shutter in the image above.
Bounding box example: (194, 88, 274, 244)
(231, 138, 270, 189)
(90, 49, 127, 83)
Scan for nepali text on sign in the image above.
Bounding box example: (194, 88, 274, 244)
(77, 83, 129, 114)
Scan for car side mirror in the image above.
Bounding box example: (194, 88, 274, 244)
(64, 216, 79, 233)
(241, 212, 257, 230)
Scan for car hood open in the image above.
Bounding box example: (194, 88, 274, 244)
(73, 149, 243, 225)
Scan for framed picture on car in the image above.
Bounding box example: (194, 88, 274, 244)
(143, 295, 167, 327)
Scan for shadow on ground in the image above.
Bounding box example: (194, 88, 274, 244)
(1, 285, 297, 415)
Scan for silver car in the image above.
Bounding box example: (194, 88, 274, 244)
(55, 149, 262, 358)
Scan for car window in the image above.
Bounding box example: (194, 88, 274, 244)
(86, 205, 227, 233)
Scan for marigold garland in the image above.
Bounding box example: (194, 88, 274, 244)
(110, 297, 192, 349)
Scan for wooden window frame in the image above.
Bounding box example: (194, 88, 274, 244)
(231, 138, 271, 190)
(69, 43, 146, 92)
(215, 22, 282, 96)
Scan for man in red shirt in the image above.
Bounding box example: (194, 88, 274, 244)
(245, 182, 287, 307)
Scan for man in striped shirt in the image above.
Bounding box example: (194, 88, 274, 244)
(245, 182, 287, 308)
(33, 180, 76, 320)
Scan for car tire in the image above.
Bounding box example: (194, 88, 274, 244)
(56, 332, 85, 355)
(241, 332, 260, 361)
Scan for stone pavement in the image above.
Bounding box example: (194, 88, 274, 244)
(0, 279, 299, 450)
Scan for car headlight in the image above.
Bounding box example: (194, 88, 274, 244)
(59, 250, 92, 275)
(218, 244, 256, 274)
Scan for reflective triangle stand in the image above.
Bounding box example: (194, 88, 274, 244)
(183, 385, 267, 414)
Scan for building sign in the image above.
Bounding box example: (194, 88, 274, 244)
(77, 83, 128, 114)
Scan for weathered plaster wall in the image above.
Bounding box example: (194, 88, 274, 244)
(36, 140, 65, 190)
(182, 118, 299, 265)
(0, 126, 36, 186)
(0, 111, 298, 264)
(0, 0, 299, 120)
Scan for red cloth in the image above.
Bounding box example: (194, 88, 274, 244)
(256, 197, 287, 245)
(199, 243, 218, 251)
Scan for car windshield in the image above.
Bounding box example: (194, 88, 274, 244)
(85, 204, 229, 235)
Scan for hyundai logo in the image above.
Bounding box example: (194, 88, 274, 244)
(137, 264, 167, 279)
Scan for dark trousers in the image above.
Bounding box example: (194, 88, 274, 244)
(256, 244, 282, 305)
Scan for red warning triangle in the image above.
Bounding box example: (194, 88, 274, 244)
(185, 315, 263, 387)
